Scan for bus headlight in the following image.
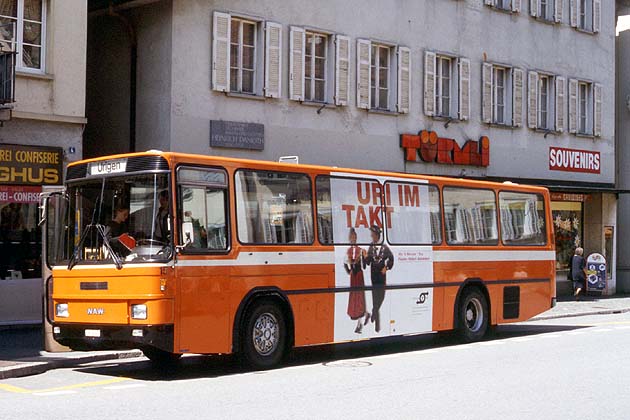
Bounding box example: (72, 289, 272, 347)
(56, 303, 69, 318)
(131, 304, 147, 320)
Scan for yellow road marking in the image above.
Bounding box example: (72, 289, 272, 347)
(0, 377, 129, 394)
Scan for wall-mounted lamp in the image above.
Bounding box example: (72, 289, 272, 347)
(543, 129, 552, 138)
(444, 117, 453, 129)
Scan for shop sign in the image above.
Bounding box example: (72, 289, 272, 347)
(88, 158, 128, 176)
(0, 185, 42, 203)
(210, 120, 264, 150)
(0, 144, 63, 185)
(549, 147, 600, 174)
(550, 193, 588, 202)
(401, 130, 490, 167)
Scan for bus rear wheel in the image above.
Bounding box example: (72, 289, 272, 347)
(241, 300, 287, 369)
(457, 288, 489, 342)
(142, 347, 182, 366)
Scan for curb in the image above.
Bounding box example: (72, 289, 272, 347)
(531, 307, 630, 321)
(0, 350, 143, 380)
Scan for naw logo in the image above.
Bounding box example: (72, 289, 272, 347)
(416, 292, 429, 305)
(87, 308, 105, 315)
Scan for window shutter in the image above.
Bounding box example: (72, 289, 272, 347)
(594, 83, 602, 137)
(593, 0, 601, 33)
(570, 0, 578, 27)
(512, 68, 524, 127)
(555, 76, 566, 132)
(264, 22, 282, 98)
(527, 71, 538, 129)
(334, 35, 350, 106)
(568, 78, 578, 134)
(530, 0, 538, 17)
(458, 57, 471, 121)
(397, 46, 411, 114)
(289, 26, 305, 101)
(356, 39, 371, 109)
(212, 12, 231, 92)
(423, 51, 436, 116)
(554, 0, 563, 23)
(482, 62, 493, 124)
(512, 0, 521, 13)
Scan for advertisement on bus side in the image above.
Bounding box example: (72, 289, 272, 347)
(329, 175, 434, 342)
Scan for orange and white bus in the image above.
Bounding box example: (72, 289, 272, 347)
(42, 151, 555, 368)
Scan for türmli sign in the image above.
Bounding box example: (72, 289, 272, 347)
(401, 130, 489, 167)
(549, 147, 600, 174)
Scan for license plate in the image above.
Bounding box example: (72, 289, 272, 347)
(85, 329, 101, 338)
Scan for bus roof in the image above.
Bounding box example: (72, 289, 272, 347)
(67, 150, 549, 194)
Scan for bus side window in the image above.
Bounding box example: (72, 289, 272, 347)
(443, 187, 498, 246)
(235, 170, 314, 245)
(499, 191, 547, 246)
(177, 167, 229, 252)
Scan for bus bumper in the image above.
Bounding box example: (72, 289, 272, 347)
(52, 323, 174, 353)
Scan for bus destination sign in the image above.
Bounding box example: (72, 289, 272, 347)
(89, 159, 128, 176)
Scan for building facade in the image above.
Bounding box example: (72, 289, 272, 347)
(87, 0, 617, 295)
(0, 0, 87, 325)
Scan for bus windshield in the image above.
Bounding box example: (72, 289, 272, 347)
(48, 173, 172, 268)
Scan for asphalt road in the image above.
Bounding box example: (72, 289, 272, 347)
(1, 312, 630, 420)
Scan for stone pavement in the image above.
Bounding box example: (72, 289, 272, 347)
(531, 293, 630, 321)
(1, 294, 630, 380)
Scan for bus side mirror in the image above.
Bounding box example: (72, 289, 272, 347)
(176, 222, 194, 253)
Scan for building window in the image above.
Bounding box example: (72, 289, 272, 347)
(370, 43, 390, 110)
(230, 18, 257, 94)
(435, 56, 451, 117)
(304, 32, 327, 103)
(538, 76, 549, 129)
(486, 0, 520, 13)
(578, 81, 589, 134)
(493, 67, 506, 124)
(571, 0, 599, 33)
(0, 0, 46, 72)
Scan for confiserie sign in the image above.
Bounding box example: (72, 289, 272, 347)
(549, 147, 600, 174)
(0, 144, 63, 185)
(401, 130, 489, 167)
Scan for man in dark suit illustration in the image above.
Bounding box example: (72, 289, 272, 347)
(365, 225, 394, 333)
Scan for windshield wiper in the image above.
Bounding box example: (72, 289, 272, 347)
(67, 224, 124, 270)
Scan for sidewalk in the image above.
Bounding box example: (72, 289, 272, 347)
(531, 293, 630, 321)
(0, 326, 142, 380)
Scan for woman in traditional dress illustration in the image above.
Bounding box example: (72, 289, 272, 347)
(344, 228, 370, 333)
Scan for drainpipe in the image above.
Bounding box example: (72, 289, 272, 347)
(108, 1, 137, 153)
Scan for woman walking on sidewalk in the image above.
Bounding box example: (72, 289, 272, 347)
(571, 247, 586, 299)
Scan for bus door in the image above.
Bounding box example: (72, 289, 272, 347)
(174, 166, 231, 354)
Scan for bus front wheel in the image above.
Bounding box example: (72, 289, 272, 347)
(241, 300, 287, 369)
(457, 288, 489, 342)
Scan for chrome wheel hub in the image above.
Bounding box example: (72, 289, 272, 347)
(253, 312, 279, 356)
(465, 298, 483, 333)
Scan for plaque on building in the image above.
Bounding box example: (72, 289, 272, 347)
(210, 120, 264, 150)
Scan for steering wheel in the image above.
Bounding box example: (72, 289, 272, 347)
(136, 239, 166, 247)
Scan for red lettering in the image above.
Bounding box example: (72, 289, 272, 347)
(355, 206, 369, 228)
(401, 131, 490, 168)
(403, 185, 420, 207)
(341, 204, 355, 228)
(356, 182, 370, 205)
(368, 206, 382, 228)
(371, 183, 382, 205)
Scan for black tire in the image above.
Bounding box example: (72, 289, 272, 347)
(143, 347, 182, 365)
(456, 287, 489, 342)
(241, 300, 287, 369)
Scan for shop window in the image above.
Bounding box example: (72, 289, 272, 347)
(0, 186, 42, 279)
(236, 170, 313, 244)
(443, 187, 498, 245)
(551, 200, 583, 274)
(499, 191, 547, 246)
(0, 0, 46, 72)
